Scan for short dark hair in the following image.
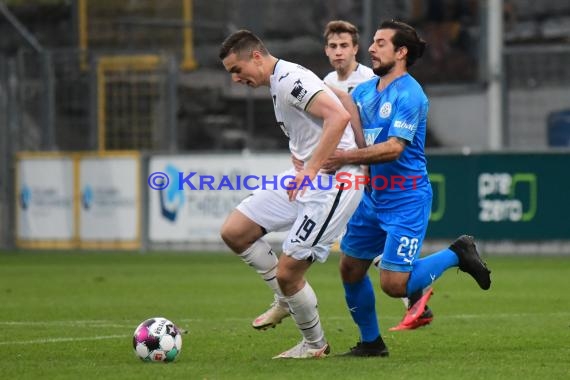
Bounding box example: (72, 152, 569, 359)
(323, 20, 359, 46)
(219, 29, 269, 60)
(379, 20, 426, 67)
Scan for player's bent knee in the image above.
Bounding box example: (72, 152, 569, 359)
(220, 220, 263, 254)
(219, 224, 235, 245)
(380, 270, 410, 297)
(220, 224, 249, 253)
(380, 278, 407, 298)
(380, 282, 406, 298)
(220, 210, 265, 253)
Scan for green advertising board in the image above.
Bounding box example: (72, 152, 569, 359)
(427, 152, 570, 240)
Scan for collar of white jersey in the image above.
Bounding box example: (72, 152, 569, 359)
(272, 59, 281, 75)
(270, 59, 283, 83)
(270, 59, 293, 83)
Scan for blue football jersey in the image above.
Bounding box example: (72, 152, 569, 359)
(351, 74, 432, 210)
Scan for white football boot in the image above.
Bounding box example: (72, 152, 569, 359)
(252, 296, 290, 330)
(273, 339, 330, 359)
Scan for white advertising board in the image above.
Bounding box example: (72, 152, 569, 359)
(149, 154, 291, 243)
(16, 155, 74, 246)
(79, 155, 140, 247)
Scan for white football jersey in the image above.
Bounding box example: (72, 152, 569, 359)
(323, 63, 375, 93)
(270, 60, 357, 161)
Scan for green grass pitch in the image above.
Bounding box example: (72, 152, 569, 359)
(0, 251, 569, 379)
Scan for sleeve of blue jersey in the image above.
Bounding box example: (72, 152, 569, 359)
(388, 92, 421, 142)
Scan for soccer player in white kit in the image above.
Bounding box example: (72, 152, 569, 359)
(219, 30, 363, 359)
(250, 21, 376, 334)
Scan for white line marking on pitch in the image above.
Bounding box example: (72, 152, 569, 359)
(0, 334, 130, 346)
(1, 310, 568, 332)
(0, 320, 130, 328)
(179, 311, 570, 323)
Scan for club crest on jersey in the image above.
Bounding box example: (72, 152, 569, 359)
(291, 79, 307, 101)
(379, 102, 392, 118)
(364, 128, 383, 146)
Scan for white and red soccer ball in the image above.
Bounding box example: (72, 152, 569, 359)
(133, 317, 183, 362)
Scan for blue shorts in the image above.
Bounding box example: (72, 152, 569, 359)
(340, 195, 431, 272)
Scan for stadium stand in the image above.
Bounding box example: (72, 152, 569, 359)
(0, 0, 569, 252)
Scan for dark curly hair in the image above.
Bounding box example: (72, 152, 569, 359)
(379, 20, 426, 67)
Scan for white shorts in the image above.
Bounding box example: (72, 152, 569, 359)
(236, 166, 363, 262)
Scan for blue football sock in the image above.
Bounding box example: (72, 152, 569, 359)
(406, 248, 459, 295)
(343, 275, 379, 342)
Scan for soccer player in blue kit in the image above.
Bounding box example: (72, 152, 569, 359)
(322, 20, 492, 356)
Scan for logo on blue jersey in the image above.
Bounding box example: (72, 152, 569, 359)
(364, 128, 383, 146)
(379, 102, 392, 118)
(394, 120, 416, 132)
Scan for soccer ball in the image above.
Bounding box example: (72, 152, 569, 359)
(133, 317, 183, 362)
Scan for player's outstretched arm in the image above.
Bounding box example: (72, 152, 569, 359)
(343, 136, 406, 165)
(325, 136, 406, 170)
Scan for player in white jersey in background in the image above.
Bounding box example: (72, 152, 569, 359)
(219, 29, 363, 359)
(322, 20, 375, 94)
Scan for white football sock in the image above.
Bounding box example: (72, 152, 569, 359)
(239, 239, 283, 299)
(285, 282, 324, 346)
